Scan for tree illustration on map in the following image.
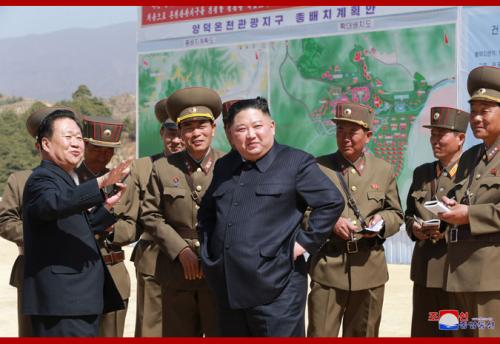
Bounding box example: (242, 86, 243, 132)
(138, 44, 269, 156)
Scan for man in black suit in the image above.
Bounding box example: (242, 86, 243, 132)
(198, 97, 344, 336)
(22, 109, 131, 337)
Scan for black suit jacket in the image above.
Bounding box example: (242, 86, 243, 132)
(22, 160, 123, 316)
(198, 143, 344, 309)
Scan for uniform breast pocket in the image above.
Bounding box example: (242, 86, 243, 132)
(410, 190, 427, 202)
(367, 191, 385, 204)
(477, 177, 500, 202)
(255, 184, 289, 198)
(162, 187, 186, 202)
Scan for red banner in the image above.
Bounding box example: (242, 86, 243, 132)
(141, 6, 296, 26)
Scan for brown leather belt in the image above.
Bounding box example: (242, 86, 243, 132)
(102, 250, 125, 265)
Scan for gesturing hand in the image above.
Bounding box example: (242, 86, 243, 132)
(97, 157, 133, 190)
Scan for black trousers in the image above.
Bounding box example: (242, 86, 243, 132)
(31, 315, 100, 337)
(218, 257, 307, 337)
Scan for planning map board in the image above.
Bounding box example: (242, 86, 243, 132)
(137, 6, 499, 263)
(138, 6, 460, 204)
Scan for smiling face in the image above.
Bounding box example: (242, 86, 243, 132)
(230, 108, 275, 161)
(41, 117, 84, 171)
(335, 121, 372, 162)
(179, 119, 215, 160)
(429, 127, 464, 163)
(470, 100, 500, 146)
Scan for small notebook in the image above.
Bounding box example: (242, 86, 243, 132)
(423, 200, 450, 215)
(356, 219, 384, 233)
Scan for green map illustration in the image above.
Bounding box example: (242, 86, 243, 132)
(138, 24, 456, 194)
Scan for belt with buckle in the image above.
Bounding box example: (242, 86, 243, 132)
(102, 250, 125, 265)
(339, 238, 379, 254)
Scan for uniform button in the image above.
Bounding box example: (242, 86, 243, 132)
(351, 168, 356, 174)
(239, 182, 245, 187)
(439, 187, 444, 192)
(233, 202, 239, 206)
(195, 205, 200, 210)
(476, 174, 481, 179)
(351, 185, 357, 192)
(195, 222, 198, 227)
(196, 167, 202, 172)
(443, 172, 448, 177)
(352, 219, 357, 225)
(227, 222, 233, 227)
(196, 185, 202, 191)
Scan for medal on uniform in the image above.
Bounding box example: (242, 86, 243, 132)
(172, 176, 180, 187)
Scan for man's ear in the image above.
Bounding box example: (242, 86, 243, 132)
(41, 137, 50, 153)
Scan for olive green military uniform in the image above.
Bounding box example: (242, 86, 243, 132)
(76, 162, 131, 337)
(406, 106, 469, 337)
(406, 162, 457, 336)
(441, 66, 500, 338)
(308, 102, 403, 337)
(113, 105, 181, 337)
(445, 138, 500, 337)
(141, 86, 223, 337)
(78, 115, 130, 337)
(0, 170, 33, 337)
(113, 154, 164, 337)
(142, 149, 222, 337)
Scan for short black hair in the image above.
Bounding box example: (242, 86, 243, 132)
(36, 110, 81, 146)
(226, 97, 271, 127)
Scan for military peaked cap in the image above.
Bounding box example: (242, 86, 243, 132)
(467, 66, 500, 104)
(167, 87, 222, 125)
(332, 102, 375, 130)
(423, 107, 469, 133)
(82, 116, 123, 148)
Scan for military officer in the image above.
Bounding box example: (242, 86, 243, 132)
(0, 106, 76, 337)
(75, 115, 130, 337)
(114, 98, 184, 337)
(141, 86, 223, 337)
(406, 107, 469, 336)
(308, 102, 403, 337)
(440, 66, 500, 337)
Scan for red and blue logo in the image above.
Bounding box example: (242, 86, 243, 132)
(438, 310, 459, 330)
